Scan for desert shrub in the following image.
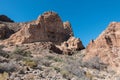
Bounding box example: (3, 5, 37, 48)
(0, 62, 17, 73)
(31, 57, 52, 67)
(0, 45, 4, 49)
(53, 57, 63, 62)
(12, 47, 32, 57)
(42, 60, 51, 67)
(63, 55, 89, 79)
(61, 70, 69, 78)
(0, 50, 9, 58)
(60, 69, 73, 79)
(0, 72, 9, 80)
(65, 64, 85, 78)
(46, 55, 54, 60)
(82, 56, 108, 70)
(53, 66, 61, 72)
(23, 58, 37, 68)
(46, 55, 63, 62)
(85, 71, 93, 80)
(0, 45, 9, 58)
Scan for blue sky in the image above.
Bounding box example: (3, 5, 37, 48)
(0, 0, 120, 46)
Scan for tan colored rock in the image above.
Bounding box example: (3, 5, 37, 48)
(59, 37, 84, 54)
(67, 37, 84, 50)
(84, 22, 120, 71)
(63, 21, 74, 38)
(3, 11, 73, 44)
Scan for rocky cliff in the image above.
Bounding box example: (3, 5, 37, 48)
(3, 12, 73, 44)
(84, 22, 120, 72)
(0, 11, 84, 54)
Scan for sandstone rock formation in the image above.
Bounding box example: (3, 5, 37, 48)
(2, 12, 69, 44)
(84, 22, 120, 71)
(0, 11, 84, 55)
(66, 37, 84, 50)
(58, 37, 84, 55)
(63, 21, 74, 37)
(3, 12, 79, 45)
(0, 15, 14, 22)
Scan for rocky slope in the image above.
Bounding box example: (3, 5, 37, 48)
(85, 22, 120, 72)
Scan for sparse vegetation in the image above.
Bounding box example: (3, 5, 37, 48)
(53, 66, 61, 72)
(0, 50, 9, 58)
(61, 70, 69, 78)
(0, 10, 119, 80)
(46, 55, 63, 62)
(0, 62, 17, 73)
(23, 58, 37, 68)
(12, 47, 32, 57)
(0, 72, 9, 80)
(85, 71, 93, 80)
(0, 45, 9, 58)
(82, 56, 108, 70)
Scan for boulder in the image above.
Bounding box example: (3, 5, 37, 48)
(61, 37, 84, 50)
(59, 37, 84, 55)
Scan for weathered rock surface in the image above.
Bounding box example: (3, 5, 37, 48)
(58, 37, 84, 55)
(0, 11, 84, 56)
(0, 23, 14, 39)
(0, 15, 14, 22)
(46, 43, 63, 54)
(3, 12, 73, 44)
(63, 21, 74, 38)
(84, 22, 120, 72)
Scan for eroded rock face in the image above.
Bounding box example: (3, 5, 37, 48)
(63, 37, 84, 50)
(46, 43, 63, 54)
(3, 12, 73, 44)
(84, 22, 120, 71)
(0, 15, 14, 22)
(58, 37, 84, 55)
(63, 21, 74, 38)
(0, 11, 85, 55)
(0, 24, 14, 39)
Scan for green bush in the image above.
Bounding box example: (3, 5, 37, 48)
(53, 67, 61, 72)
(0, 62, 17, 73)
(23, 58, 37, 68)
(12, 47, 32, 57)
(60, 70, 71, 79)
(0, 45, 9, 58)
(46, 56, 63, 62)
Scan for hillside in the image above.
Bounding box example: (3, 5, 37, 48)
(0, 11, 120, 80)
